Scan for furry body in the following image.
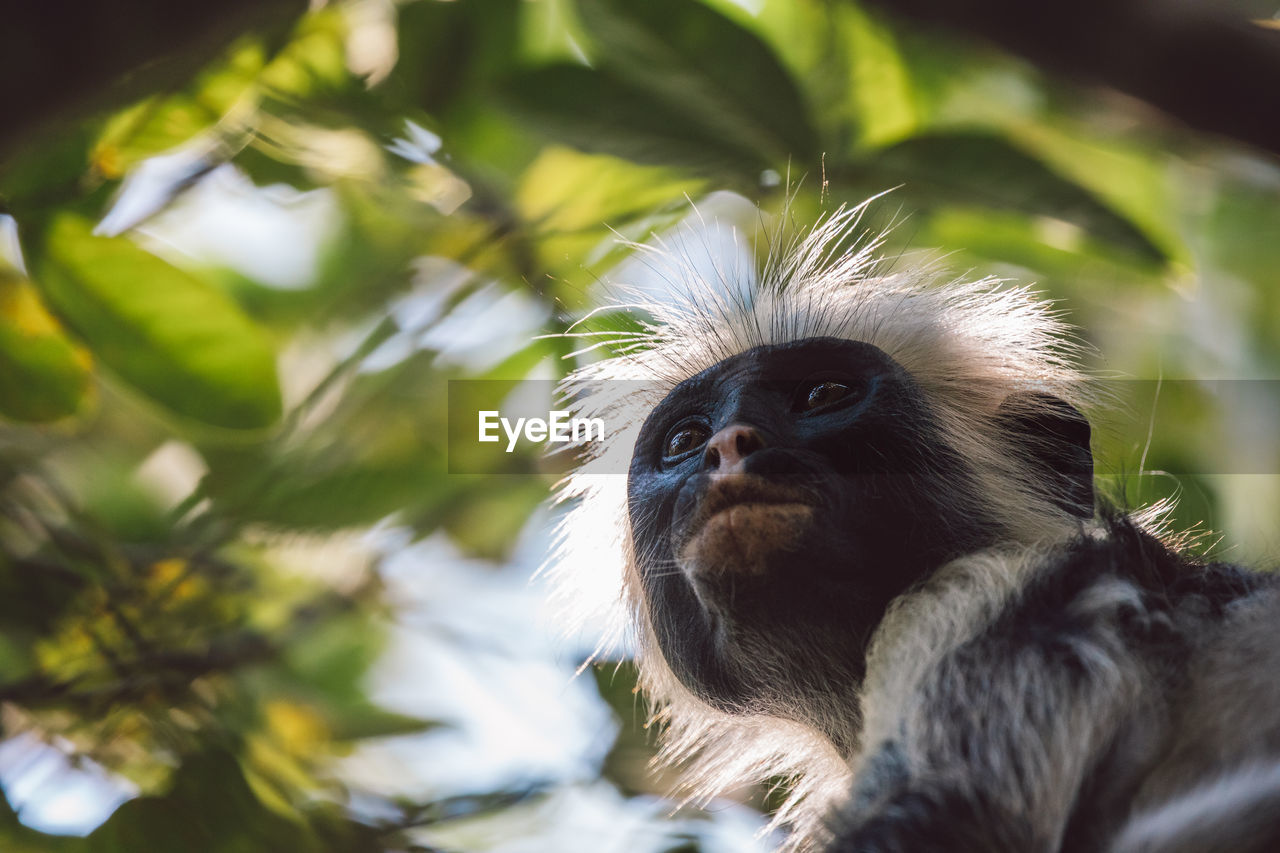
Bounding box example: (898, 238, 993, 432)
(552, 204, 1280, 850)
(832, 518, 1276, 851)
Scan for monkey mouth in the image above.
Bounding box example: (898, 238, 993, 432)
(678, 476, 816, 577)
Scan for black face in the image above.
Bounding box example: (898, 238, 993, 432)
(627, 337, 1001, 722)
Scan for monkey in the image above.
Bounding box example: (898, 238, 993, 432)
(550, 201, 1280, 852)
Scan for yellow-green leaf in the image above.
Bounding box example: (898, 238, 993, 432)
(93, 39, 268, 177)
(0, 270, 94, 422)
(26, 213, 282, 429)
(516, 146, 702, 231)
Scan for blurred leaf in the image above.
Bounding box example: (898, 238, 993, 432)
(327, 704, 441, 742)
(385, 0, 521, 115)
(74, 453, 175, 542)
(278, 607, 378, 694)
(87, 750, 319, 853)
(590, 660, 658, 796)
(200, 337, 551, 535)
(204, 456, 440, 531)
(0, 554, 86, 681)
(92, 40, 267, 178)
(575, 0, 818, 164)
(517, 147, 702, 230)
(879, 19, 1037, 129)
(726, 0, 861, 151)
(1205, 180, 1280, 363)
(520, 0, 592, 64)
(919, 207, 1159, 279)
(839, 1, 918, 148)
(268, 610, 437, 743)
(272, 182, 448, 323)
(1, 0, 305, 150)
(2, 7, 326, 213)
(24, 212, 283, 429)
(1010, 125, 1185, 265)
(257, 8, 356, 107)
(437, 477, 549, 560)
(852, 132, 1168, 262)
(515, 147, 701, 299)
(88, 9, 357, 198)
(232, 145, 317, 191)
(263, 699, 331, 756)
(0, 627, 35, 684)
(1207, 181, 1280, 284)
(0, 271, 94, 422)
(0, 127, 99, 217)
(499, 64, 766, 177)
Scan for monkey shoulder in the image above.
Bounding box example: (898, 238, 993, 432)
(992, 518, 1267, 656)
(828, 520, 1276, 853)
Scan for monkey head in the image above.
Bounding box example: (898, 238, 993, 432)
(552, 204, 1099, 832)
(626, 335, 1093, 724)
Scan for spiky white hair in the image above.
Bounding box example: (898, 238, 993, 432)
(549, 199, 1097, 849)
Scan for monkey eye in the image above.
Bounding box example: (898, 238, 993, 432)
(796, 379, 853, 413)
(663, 422, 711, 461)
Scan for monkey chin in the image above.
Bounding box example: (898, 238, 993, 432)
(679, 502, 815, 578)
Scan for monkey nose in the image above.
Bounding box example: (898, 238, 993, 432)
(703, 424, 766, 475)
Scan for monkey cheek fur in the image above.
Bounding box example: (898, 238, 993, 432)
(678, 503, 815, 578)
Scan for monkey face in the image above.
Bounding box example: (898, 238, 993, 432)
(627, 337, 999, 716)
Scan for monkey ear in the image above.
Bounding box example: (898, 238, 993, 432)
(995, 393, 1094, 517)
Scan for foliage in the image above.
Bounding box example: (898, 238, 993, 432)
(1, 0, 1278, 850)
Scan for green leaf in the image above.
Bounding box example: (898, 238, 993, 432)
(92, 39, 267, 177)
(516, 146, 702, 230)
(1009, 125, 1185, 265)
(386, 0, 521, 114)
(204, 456, 439, 531)
(1207, 180, 1280, 285)
(499, 64, 764, 177)
(514, 146, 701, 300)
(0, 271, 93, 422)
(1206, 180, 1280, 365)
(726, 0, 859, 148)
(326, 703, 442, 741)
(853, 132, 1167, 263)
(575, 0, 818, 164)
(269, 613, 422, 743)
(589, 660, 655, 795)
(257, 8, 353, 101)
(0, 127, 98, 217)
(839, 1, 918, 148)
(282, 613, 380, 699)
(916, 206, 1162, 287)
(88, 751, 319, 853)
(90, 10, 357, 187)
(24, 212, 282, 429)
(437, 477, 549, 560)
(232, 146, 316, 191)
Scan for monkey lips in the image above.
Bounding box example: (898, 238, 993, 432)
(676, 475, 815, 577)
